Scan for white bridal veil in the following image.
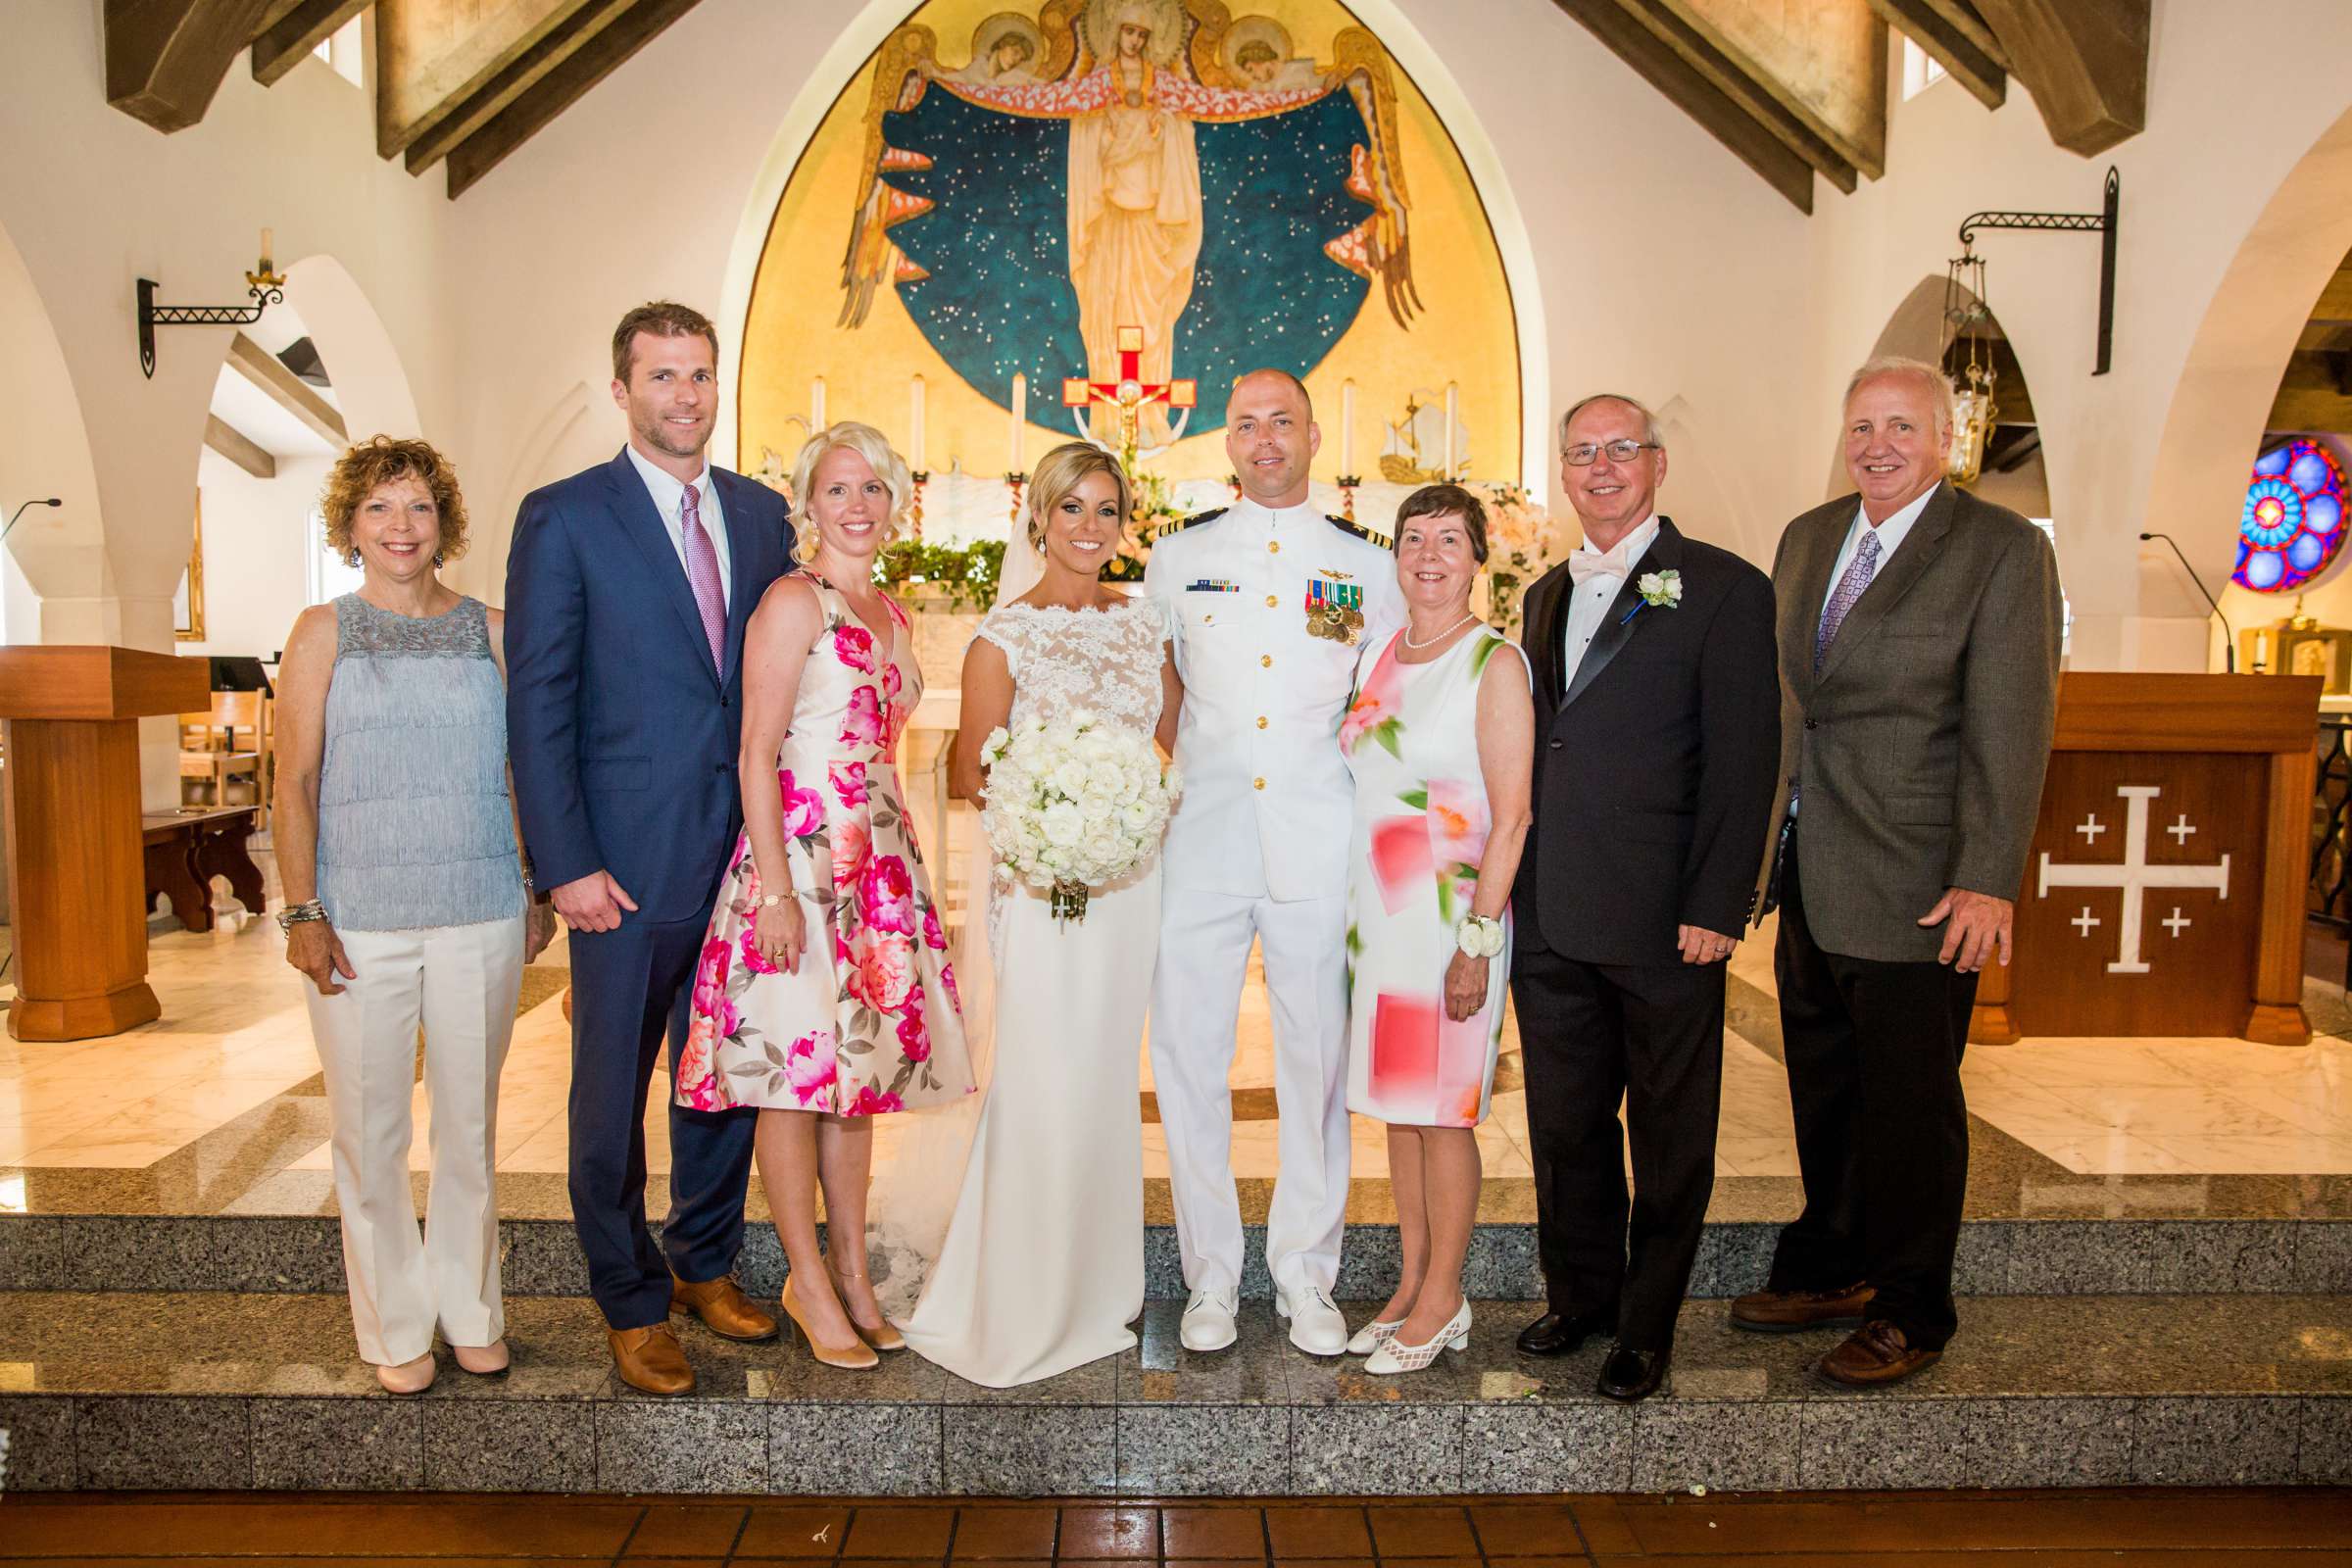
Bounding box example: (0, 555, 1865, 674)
(863, 501, 1045, 1317)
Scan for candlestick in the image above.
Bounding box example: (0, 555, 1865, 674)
(1010, 372, 1027, 471)
(811, 375, 826, 431)
(1339, 379, 1355, 476)
(909, 374, 926, 469)
(1443, 383, 1458, 479)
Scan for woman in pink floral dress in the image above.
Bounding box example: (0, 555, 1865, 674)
(678, 422, 973, 1369)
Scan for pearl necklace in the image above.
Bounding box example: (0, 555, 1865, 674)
(1402, 612, 1477, 651)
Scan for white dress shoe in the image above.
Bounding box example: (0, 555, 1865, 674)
(1364, 1301, 1472, 1375)
(1347, 1316, 1405, 1355)
(1179, 1287, 1239, 1352)
(1275, 1284, 1350, 1356)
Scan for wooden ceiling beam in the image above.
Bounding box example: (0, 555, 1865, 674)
(104, 0, 277, 132)
(2308, 265, 2352, 325)
(404, 0, 635, 173)
(1548, 0, 1816, 213)
(250, 0, 368, 86)
(225, 331, 349, 448)
(2268, 349, 2352, 436)
(442, 0, 706, 200)
(1612, 0, 1859, 193)
(376, 0, 605, 158)
(1867, 0, 2006, 108)
(1971, 0, 2147, 156)
(1650, 0, 1886, 180)
(1915, 0, 2009, 68)
(204, 414, 276, 479)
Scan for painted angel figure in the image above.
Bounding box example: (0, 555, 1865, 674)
(840, 0, 1421, 443)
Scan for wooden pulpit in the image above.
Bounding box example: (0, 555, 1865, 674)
(1973, 672, 2323, 1047)
(0, 646, 211, 1041)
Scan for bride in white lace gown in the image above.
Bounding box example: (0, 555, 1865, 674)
(876, 443, 1180, 1388)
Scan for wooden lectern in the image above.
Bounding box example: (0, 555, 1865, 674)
(0, 646, 211, 1041)
(1973, 672, 2323, 1047)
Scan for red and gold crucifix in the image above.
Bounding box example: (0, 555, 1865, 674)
(1062, 325, 1197, 470)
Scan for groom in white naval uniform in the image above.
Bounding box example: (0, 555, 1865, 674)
(1145, 368, 1405, 1354)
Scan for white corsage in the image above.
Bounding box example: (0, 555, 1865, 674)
(1637, 569, 1683, 609)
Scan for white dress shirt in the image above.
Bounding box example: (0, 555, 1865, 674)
(1818, 481, 1939, 618)
(626, 442, 732, 608)
(1559, 514, 1661, 689)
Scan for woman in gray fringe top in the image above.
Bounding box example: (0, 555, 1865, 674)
(275, 435, 555, 1395)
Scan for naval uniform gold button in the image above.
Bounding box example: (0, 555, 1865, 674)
(1256, 715, 1268, 729)
(1260, 654, 1272, 668)
(1265, 594, 1278, 607)
(1253, 776, 1266, 790)
(1268, 541, 1281, 554)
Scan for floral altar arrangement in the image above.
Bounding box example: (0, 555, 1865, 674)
(1477, 483, 1560, 637)
(978, 710, 1181, 924)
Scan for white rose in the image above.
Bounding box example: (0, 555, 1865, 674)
(1040, 801, 1085, 848)
(1051, 760, 1092, 800)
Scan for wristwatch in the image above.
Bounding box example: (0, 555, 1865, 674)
(1455, 913, 1503, 958)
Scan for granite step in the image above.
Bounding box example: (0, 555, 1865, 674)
(0, 1289, 2343, 1495)
(1, 1211, 2343, 1299)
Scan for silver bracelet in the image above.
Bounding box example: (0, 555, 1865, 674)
(276, 899, 326, 934)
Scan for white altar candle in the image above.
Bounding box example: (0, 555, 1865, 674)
(1010, 372, 1028, 470)
(909, 374, 926, 469)
(811, 375, 826, 431)
(1443, 383, 1459, 477)
(260, 225, 274, 268)
(1340, 379, 1355, 475)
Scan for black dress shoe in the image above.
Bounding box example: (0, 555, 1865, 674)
(1515, 1307, 1611, 1356)
(1597, 1345, 1670, 1402)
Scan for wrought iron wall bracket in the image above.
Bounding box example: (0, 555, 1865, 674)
(1956, 167, 2121, 376)
(136, 275, 284, 379)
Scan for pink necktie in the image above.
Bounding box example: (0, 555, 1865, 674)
(681, 481, 725, 672)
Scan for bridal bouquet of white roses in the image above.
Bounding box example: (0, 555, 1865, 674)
(979, 710, 1180, 924)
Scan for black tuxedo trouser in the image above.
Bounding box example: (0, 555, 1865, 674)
(567, 907, 759, 1330)
(1765, 825, 1976, 1350)
(1510, 942, 1723, 1352)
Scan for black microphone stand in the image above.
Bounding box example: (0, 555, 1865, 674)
(2139, 530, 2236, 673)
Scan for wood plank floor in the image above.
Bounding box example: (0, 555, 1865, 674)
(0, 1492, 2345, 1565)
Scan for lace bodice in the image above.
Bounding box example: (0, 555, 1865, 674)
(976, 598, 1171, 735)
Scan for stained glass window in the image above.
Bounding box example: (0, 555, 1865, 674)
(2234, 437, 2348, 592)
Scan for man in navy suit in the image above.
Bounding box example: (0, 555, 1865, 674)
(506, 302, 794, 1395)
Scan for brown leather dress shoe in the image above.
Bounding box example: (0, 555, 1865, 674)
(1729, 1282, 1874, 1333)
(609, 1322, 695, 1396)
(1816, 1320, 1941, 1388)
(670, 1273, 779, 1343)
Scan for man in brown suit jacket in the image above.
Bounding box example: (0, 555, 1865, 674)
(1735, 356, 2062, 1387)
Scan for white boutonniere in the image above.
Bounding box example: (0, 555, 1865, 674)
(1638, 569, 1683, 609)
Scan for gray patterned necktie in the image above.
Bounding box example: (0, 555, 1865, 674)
(1814, 527, 1883, 670)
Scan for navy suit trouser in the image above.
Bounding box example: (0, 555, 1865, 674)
(566, 906, 758, 1330)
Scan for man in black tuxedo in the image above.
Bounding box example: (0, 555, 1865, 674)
(1508, 393, 1781, 1400)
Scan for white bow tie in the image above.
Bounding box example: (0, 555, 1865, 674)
(1567, 538, 1639, 587)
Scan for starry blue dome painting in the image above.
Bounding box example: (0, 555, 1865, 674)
(2234, 437, 2348, 593)
(834, 0, 1420, 446)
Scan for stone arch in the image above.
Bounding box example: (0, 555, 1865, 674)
(286, 253, 422, 444)
(2147, 101, 2352, 663)
(0, 212, 106, 644)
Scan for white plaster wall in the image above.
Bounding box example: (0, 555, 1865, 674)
(185, 450, 330, 662)
(10, 0, 2352, 687)
(0, 7, 454, 802)
(1797, 1, 2352, 669)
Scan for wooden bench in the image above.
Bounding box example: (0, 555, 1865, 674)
(142, 806, 266, 933)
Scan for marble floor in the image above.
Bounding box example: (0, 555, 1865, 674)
(4, 836, 2351, 1213)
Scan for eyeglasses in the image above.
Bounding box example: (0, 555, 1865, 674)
(1562, 440, 1658, 466)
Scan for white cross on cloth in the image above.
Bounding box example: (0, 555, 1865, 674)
(2038, 785, 2230, 974)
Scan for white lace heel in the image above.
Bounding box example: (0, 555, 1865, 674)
(1347, 1317, 1406, 1355)
(1363, 1302, 1471, 1375)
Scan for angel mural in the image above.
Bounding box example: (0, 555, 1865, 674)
(840, 0, 1421, 445)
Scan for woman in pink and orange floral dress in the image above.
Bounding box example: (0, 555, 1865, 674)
(679, 422, 972, 1370)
